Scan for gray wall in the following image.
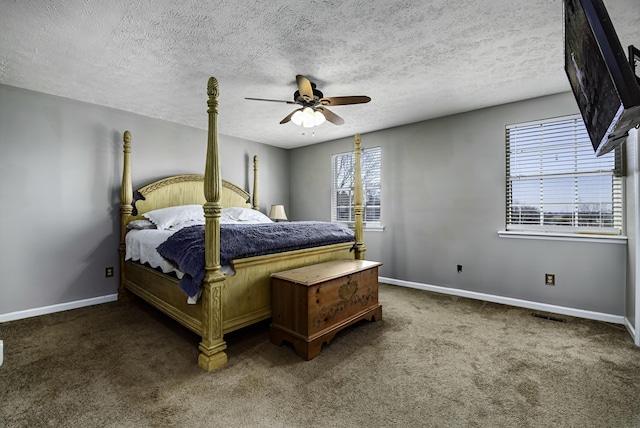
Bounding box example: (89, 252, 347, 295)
(290, 92, 626, 316)
(0, 84, 289, 315)
(0, 84, 629, 319)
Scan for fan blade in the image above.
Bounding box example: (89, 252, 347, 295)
(280, 108, 303, 124)
(317, 107, 344, 125)
(319, 96, 371, 106)
(296, 75, 314, 101)
(245, 97, 296, 104)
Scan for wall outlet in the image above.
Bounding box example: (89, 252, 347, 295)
(545, 273, 555, 286)
(457, 264, 462, 273)
(105, 267, 114, 278)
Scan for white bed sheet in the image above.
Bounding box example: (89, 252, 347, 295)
(126, 229, 185, 277)
(125, 221, 234, 304)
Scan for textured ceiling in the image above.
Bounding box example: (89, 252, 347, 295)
(1, 0, 638, 148)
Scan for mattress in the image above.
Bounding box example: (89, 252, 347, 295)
(125, 224, 233, 304)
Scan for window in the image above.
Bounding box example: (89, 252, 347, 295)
(506, 115, 622, 235)
(331, 147, 381, 226)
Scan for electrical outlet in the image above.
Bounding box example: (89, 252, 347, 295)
(545, 273, 555, 286)
(457, 264, 462, 273)
(105, 267, 114, 278)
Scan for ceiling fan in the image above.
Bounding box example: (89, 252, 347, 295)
(245, 75, 371, 127)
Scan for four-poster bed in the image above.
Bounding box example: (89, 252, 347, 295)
(118, 77, 367, 371)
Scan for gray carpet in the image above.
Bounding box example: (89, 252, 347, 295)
(1, 284, 639, 428)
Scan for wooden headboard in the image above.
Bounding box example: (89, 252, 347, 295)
(129, 174, 252, 221)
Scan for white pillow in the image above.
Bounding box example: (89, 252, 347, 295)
(142, 205, 205, 230)
(221, 207, 272, 223)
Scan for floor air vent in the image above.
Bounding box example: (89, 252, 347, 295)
(532, 313, 566, 323)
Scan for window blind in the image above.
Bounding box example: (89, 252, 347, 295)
(506, 115, 622, 233)
(331, 147, 381, 224)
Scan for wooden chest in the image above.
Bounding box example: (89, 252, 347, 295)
(269, 259, 382, 360)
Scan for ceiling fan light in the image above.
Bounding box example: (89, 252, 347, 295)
(291, 110, 303, 126)
(313, 110, 326, 126)
(301, 107, 316, 127)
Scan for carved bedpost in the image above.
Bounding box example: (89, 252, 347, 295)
(253, 155, 259, 210)
(119, 131, 133, 301)
(199, 77, 228, 371)
(353, 133, 366, 260)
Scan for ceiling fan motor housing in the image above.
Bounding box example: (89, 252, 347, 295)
(293, 85, 324, 106)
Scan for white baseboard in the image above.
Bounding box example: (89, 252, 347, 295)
(0, 294, 119, 323)
(625, 317, 636, 341)
(380, 277, 626, 325)
(0, 281, 631, 340)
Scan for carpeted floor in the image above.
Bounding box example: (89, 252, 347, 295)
(1, 284, 639, 428)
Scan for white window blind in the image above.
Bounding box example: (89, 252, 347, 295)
(331, 147, 381, 225)
(506, 115, 622, 234)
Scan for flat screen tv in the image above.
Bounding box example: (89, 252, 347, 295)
(563, 0, 640, 156)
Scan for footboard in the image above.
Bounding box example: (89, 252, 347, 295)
(123, 242, 355, 337)
(224, 242, 355, 332)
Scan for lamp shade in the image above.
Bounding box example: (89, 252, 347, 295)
(313, 109, 326, 126)
(291, 110, 304, 126)
(269, 205, 288, 221)
(291, 107, 325, 128)
(301, 107, 316, 128)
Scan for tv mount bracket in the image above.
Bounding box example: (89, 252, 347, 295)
(631, 45, 640, 84)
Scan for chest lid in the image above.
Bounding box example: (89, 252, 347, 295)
(271, 259, 382, 286)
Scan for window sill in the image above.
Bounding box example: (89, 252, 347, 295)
(498, 230, 627, 244)
(342, 223, 385, 232)
(363, 225, 385, 232)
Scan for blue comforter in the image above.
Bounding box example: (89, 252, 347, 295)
(156, 221, 355, 298)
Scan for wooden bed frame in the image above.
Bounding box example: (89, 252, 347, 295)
(118, 77, 366, 371)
